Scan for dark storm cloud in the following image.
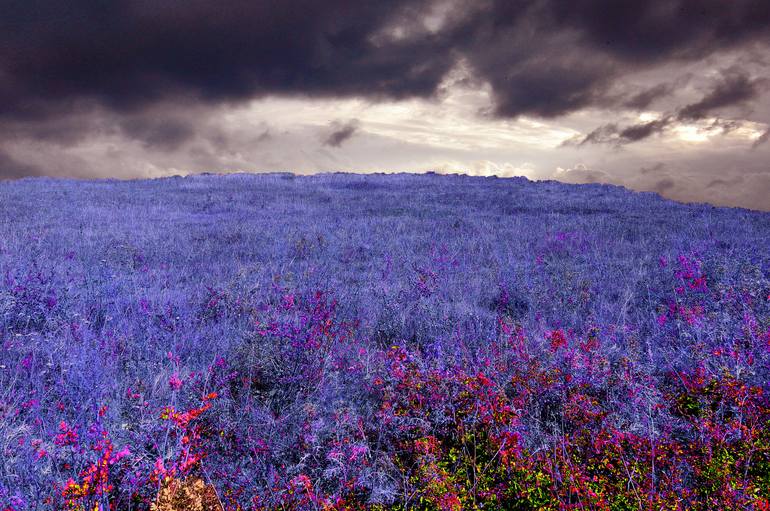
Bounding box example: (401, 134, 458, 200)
(464, 0, 770, 118)
(119, 117, 196, 150)
(2, 0, 770, 123)
(623, 84, 675, 110)
(618, 117, 674, 142)
(582, 125, 618, 145)
(567, 116, 674, 147)
(0, 0, 451, 119)
(544, 1, 768, 61)
(0, 106, 115, 145)
(677, 69, 764, 120)
(323, 120, 361, 148)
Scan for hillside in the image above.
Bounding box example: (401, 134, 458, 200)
(1, 172, 769, 509)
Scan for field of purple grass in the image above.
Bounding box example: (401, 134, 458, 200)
(1, 172, 769, 510)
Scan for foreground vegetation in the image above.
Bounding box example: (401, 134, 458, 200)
(1, 173, 769, 509)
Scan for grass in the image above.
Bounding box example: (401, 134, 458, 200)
(0, 172, 768, 509)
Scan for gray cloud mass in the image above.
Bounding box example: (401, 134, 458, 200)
(323, 120, 361, 148)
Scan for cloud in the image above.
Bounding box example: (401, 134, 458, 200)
(622, 83, 674, 110)
(434, 159, 534, 177)
(323, 119, 361, 148)
(0, 150, 43, 179)
(652, 178, 676, 194)
(0, 1, 452, 119)
(566, 124, 618, 146)
(617, 117, 674, 143)
(639, 162, 666, 175)
(573, 67, 767, 146)
(544, 1, 770, 62)
(706, 176, 744, 189)
(752, 127, 770, 148)
(571, 117, 674, 146)
(464, 0, 770, 119)
(119, 117, 196, 150)
(705, 118, 743, 135)
(554, 164, 614, 184)
(677, 68, 764, 120)
(2, 0, 769, 123)
(255, 130, 272, 143)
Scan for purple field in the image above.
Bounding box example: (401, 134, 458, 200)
(1, 172, 769, 510)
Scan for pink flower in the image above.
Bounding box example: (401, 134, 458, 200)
(168, 373, 183, 391)
(112, 447, 130, 463)
(54, 421, 78, 446)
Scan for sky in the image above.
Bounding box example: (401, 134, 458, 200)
(1, 0, 769, 211)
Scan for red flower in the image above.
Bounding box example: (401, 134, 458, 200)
(548, 329, 568, 351)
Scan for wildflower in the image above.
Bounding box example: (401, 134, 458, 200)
(54, 421, 78, 447)
(168, 373, 183, 391)
(548, 329, 568, 351)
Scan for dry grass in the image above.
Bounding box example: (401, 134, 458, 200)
(151, 477, 223, 511)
